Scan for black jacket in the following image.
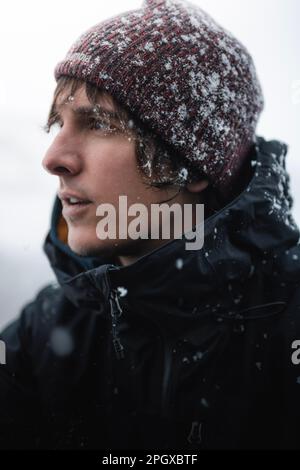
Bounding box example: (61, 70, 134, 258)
(1, 136, 300, 450)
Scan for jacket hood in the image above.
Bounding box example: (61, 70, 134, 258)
(43, 136, 300, 330)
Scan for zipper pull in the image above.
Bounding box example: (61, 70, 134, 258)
(187, 421, 202, 445)
(109, 290, 125, 360)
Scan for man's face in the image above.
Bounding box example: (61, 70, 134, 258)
(42, 84, 184, 260)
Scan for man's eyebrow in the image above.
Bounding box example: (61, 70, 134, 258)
(53, 102, 120, 120)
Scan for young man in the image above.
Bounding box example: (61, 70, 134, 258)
(1, 0, 300, 450)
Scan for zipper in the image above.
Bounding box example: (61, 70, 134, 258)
(161, 336, 173, 419)
(109, 289, 125, 360)
(100, 265, 174, 414)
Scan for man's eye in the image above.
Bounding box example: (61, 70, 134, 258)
(88, 119, 116, 133)
(45, 117, 118, 134)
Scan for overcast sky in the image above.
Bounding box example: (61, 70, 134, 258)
(0, 0, 299, 328)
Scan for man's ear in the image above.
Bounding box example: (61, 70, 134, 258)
(186, 179, 210, 193)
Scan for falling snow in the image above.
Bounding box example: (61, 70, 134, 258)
(177, 103, 188, 121)
(144, 41, 155, 52)
(176, 258, 184, 270)
(178, 167, 188, 182)
(50, 327, 74, 357)
(117, 286, 128, 297)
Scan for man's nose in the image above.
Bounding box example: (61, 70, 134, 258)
(42, 139, 83, 176)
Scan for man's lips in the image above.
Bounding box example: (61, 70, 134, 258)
(58, 191, 93, 218)
(58, 191, 93, 205)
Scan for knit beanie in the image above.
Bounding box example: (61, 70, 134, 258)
(54, 0, 264, 197)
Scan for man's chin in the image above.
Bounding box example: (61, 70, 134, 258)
(67, 233, 149, 259)
(67, 233, 126, 257)
(68, 238, 114, 258)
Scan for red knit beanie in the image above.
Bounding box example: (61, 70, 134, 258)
(54, 0, 264, 196)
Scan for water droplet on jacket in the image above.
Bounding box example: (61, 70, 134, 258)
(117, 286, 128, 297)
(192, 351, 203, 362)
(234, 323, 245, 333)
(201, 398, 209, 408)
